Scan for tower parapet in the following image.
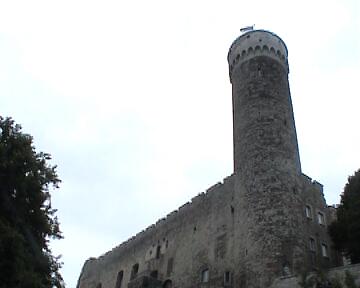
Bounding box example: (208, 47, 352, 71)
(228, 30, 288, 82)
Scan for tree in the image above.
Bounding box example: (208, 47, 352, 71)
(329, 169, 360, 264)
(0, 117, 64, 288)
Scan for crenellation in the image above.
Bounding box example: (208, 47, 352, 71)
(206, 181, 223, 194)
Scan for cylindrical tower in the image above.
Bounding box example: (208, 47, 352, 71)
(228, 30, 301, 175)
(228, 30, 305, 286)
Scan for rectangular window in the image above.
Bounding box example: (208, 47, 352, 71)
(305, 205, 312, 218)
(130, 263, 139, 280)
(321, 243, 328, 257)
(224, 271, 231, 285)
(201, 269, 209, 283)
(318, 212, 325, 225)
(115, 271, 123, 288)
(309, 238, 316, 252)
(166, 258, 174, 276)
(156, 245, 161, 259)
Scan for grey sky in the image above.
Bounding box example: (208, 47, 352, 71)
(0, 0, 359, 287)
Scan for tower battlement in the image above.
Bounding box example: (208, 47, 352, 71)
(228, 30, 288, 81)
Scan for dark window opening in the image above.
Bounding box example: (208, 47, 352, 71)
(230, 205, 234, 214)
(96, 283, 102, 288)
(150, 270, 158, 279)
(156, 245, 161, 259)
(130, 263, 139, 280)
(224, 271, 231, 285)
(163, 280, 172, 288)
(166, 258, 174, 276)
(309, 238, 316, 252)
(115, 271, 124, 288)
(310, 252, 316, 267)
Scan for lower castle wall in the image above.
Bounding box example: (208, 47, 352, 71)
(77, 173, 341, 288)
(78, 175, 237, 288)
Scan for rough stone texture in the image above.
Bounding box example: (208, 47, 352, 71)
(77, 30, 343, 288)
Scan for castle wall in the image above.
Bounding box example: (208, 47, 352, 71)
(77, 29, 343, 288)
(297, 174, 342, 270)
(78, 175, 239, 288)
(77, 172, 340, 288)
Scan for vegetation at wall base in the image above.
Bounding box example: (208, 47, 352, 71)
(0, 117, 64, 288)
(329, 169, 360, 264)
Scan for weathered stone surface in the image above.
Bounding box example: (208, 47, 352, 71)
(77, 30, 342, 288)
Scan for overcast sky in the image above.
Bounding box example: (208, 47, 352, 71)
(1, 0, 359, 287)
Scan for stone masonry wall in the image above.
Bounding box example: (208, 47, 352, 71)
(77, 171, 339, 288)
(77, 175, 238, 288)
(77, 30, 342, 288)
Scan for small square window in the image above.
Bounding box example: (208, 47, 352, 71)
(318, 212, 325, 225)
(321, 244, 328, 257)
(201, 269, 209, 283)
(305, 205, 312, 218)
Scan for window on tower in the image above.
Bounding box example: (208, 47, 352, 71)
(321, 243, 329, 258)
(201, 269, 209, 283)
(317, 212, 325, 225)
(305, 205, 312, 219)
(309, 238, 316, 252)
(224, 271, 231, 286)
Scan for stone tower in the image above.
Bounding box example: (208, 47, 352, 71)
(228, 30, 306, 286)
(77, 29, 340, 288)
(228, 29, 301, 176)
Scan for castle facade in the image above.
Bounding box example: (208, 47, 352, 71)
(77, 30, 340, 288)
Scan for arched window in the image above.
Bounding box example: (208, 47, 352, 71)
(150, 270, 158, 279)
(163, 279, 172, 288)
(130, 263, 139, 280)
(115, 270, 124, 288)
(156, 245, 161, 259)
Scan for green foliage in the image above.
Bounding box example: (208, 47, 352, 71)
(329, 169, 360, 264)
(298, 270, 316, 288)
(330, 276, 343, 288)
(344, 271, 357, 288)
(0, 117, 64, 288)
